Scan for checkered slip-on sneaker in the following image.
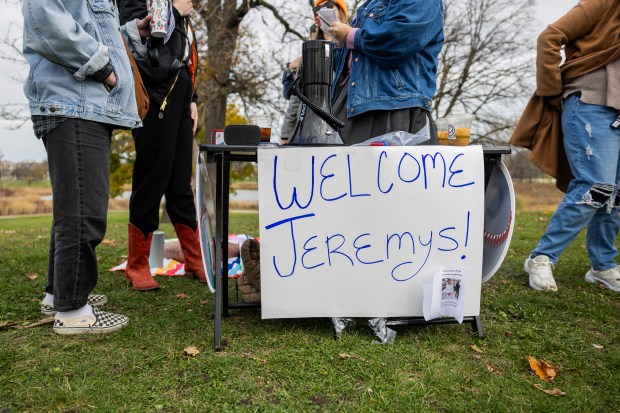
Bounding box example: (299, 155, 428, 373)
(41, 294, 108, 316)
(53, 307, 128, 335)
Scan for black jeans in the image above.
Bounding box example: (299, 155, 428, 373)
(43, 119, 112, 311)
(130, 69, 197, 235)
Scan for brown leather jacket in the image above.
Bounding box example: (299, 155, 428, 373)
(510, 0, 620, 192)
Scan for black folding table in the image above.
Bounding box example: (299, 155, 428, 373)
(199, 144, 511, 351)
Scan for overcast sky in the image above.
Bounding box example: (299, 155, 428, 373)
(0, 0, 578, 162)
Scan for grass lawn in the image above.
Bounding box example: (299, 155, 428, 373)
(1, 209, 619, 412)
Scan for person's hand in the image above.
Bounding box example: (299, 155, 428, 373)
(137, 15, 152, 38)
(328, 21, 352, 47)
(104, 71, 117, 89)
(173, 0, 193, 16)
(190, 101, 198, 136)
(288, 57, 302, 71)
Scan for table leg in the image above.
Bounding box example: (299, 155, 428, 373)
(472, 316, 484, 339)
(214, 154, 223, 351)
(223, 156, 231, 317)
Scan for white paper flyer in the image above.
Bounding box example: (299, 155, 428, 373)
(423, 268, 467, 323)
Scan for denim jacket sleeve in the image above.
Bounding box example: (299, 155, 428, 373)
(352, 0, 443, 68)
(22, 0, 109, 81)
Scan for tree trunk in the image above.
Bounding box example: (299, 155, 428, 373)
(201, 0, 249, 134)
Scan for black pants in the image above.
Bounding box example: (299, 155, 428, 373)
(130, 69, 197, 235)
(44, 119, 112, 311)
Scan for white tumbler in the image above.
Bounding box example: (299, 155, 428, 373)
(149, 230, 165, 268)
(147, 0, 169, 38)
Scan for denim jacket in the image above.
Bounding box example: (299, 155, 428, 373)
(332, 0, 444, 117)
(22, 0, 141, 129)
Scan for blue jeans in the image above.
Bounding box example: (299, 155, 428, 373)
(43, 119, 112, 311)
(532, 94, 620, 270)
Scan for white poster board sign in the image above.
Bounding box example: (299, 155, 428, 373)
(257, 146, 485, 319)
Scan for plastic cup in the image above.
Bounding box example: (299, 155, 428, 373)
(149, 230, 165, 269)
(435, 114, 473, 146)
(436, 118, 450, 146)
(147, 0, 169, 38)
(249, 115, 273, 142)
(450, 114, 473, 146)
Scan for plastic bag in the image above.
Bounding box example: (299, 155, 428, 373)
(353, 116, 431, 147)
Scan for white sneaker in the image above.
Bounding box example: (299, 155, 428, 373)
(53, 307, 128, 335)
(585, 266, 620, 292)
(41, 294, 108, 316)
(524, 255, 557, 292)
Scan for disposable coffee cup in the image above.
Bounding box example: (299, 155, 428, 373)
(449, 114, 473, 146)
(436, 118, 450, 146)
(147, 0, 169, 38)
(149, 230, 165, 269)
(249, 115, 273, 142)
(435, 114, 473, 146)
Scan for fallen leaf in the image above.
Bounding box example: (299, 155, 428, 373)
(539, 360, 556, 380)
(486, 364, 502, 376)
(15, 316, 55, 329)
(176, 293, 189, 299)
(470, 344, 484, 354)
(505, 331, 514, 338)
(3, 230, 16, 234)
(101, 239, 116, 246)
(473, 354, 482, 360)
(593, 344, 604, 350)
(528, 356, 556, 381)
(338, 353, 367, 361)
(0, 321, 17, 329)
(534, 384, 565, 397)
(183, 346, 200, 357)
(25, 273, 39, 281)
(200, 300, 209, 305)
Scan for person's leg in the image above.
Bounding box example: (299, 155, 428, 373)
(125, 102, 177, 291)
(129, 102, 179, 236)
(43, 119, 112, 311)
(531, 95, 619, 263)
(587, 208, 620, 270)
(44, 225, 55, 297)
(164, 77, 206, 282)
(585, 128, 620, 270)
(125, 77, 191, 290)
(164, 95, 197, 229)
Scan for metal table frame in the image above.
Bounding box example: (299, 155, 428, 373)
(199, 144, 511, 351)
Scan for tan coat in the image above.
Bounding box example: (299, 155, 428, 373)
(510, 0, 620, 192)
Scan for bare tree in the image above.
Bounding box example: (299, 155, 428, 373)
(0, 3, 29, 126)
(3, 0, 538, 146)
(196, 0, 316, 136)
(434, 0, 536, 145)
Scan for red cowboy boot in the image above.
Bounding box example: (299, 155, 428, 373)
(126, 223, 160, 291)
(174, 223, 207, 283)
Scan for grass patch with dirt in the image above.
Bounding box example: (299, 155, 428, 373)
(0, 189, 619, 412)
